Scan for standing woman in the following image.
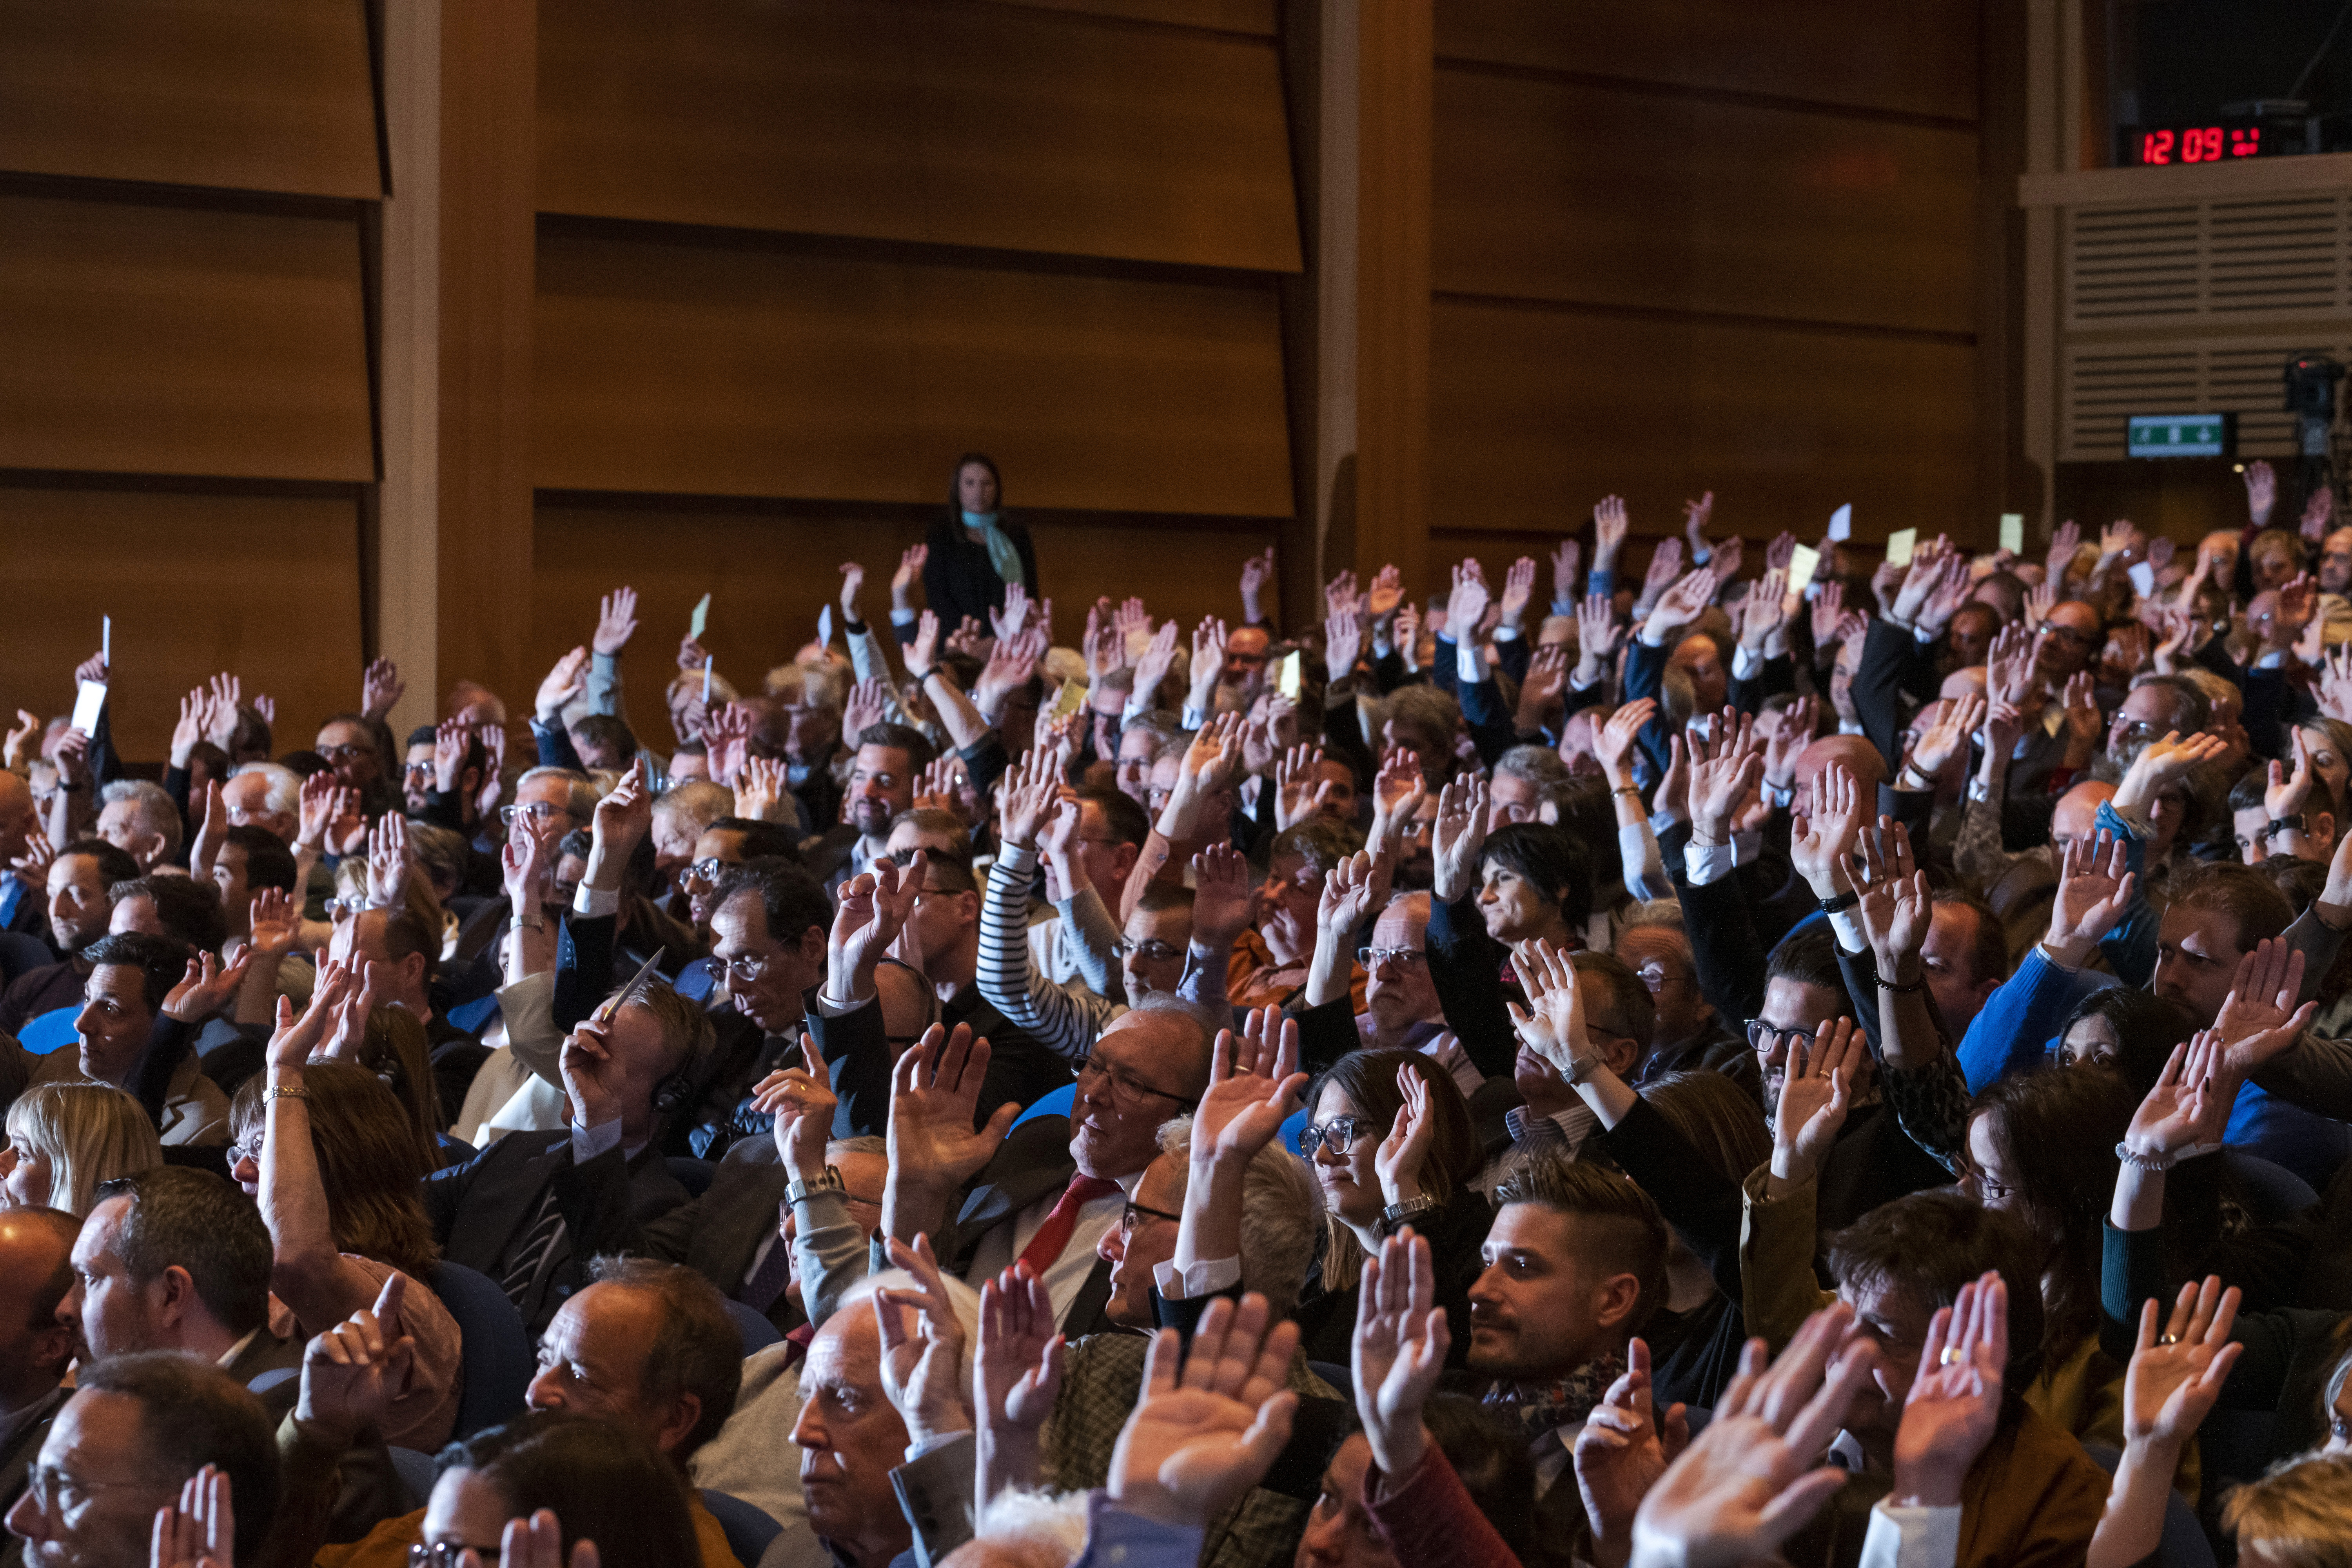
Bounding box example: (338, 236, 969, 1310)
(924, 453, 1039, 629)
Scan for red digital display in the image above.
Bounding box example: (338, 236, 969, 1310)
(2138, 125, 2263, 164)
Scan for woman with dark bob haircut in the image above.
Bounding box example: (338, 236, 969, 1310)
(923, 452, 1039, 629)
(1292, 1046, 1488, 1367)
(418, 1413, 700, 1568)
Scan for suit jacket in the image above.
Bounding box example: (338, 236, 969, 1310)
(798, 826, 863, 900)
(225, 1326, 307, 1419)
(639, 1138, 795, 1322)
(0, 1383, 67, 1568)
(422, 1127, 693, 1334)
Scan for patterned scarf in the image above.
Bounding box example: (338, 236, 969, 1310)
(1480, 1351, 1628, 1445)
(962, 510, 1026, 590)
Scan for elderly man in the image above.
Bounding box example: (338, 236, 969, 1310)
(1611, 907, 1753, 1090)
(220, 762, 302, 844)
(93, 782, 180, 873)
(2, 1353, 277, 1568)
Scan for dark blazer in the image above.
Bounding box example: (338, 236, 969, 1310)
(799, 825, 862, 901)
(1423, 894, 1525, 1083)
(922, 512, 1039, 629)
(639, 1138, 802, 1327)
(939, 1116, 1118, 1341)
(0, 1383, 67, 1568)
(226, 1327, 307, 1420)
(422, 1128, 693, 1335)
(0, 958, 83, 1038)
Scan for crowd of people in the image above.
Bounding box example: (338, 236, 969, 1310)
(6, 451, 2352, 1568)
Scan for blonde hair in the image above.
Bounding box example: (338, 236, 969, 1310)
(6, 1082, 163, 1216)
(2222, 1454, 2352, 1568)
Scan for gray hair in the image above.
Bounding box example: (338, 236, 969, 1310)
(968, 1489, 1090, 1564)
(516, 766, 602, 822)
(1493, 744, 1573, 810)
(838, 1267, 983, 1386)
(98, 780, 183, 859)
(1618, 898, 1685, 933)
(1153, 1113, 1317, 1318)
(229, 761, 301, 822)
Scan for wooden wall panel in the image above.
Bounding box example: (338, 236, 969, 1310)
(1429, 299, 1977, 542)
(533, 505, 1280, 737)
(535, 232, 1294, 516)
(982, 0, 1275, 34)
(537, 0, 1300, 272)
(0, 488, 365, 761)
(0, 0, 379, 199)
(0, 194, 375, 482)
(1433, 70, 1977, 334)
(1434, 0, 1981, 124)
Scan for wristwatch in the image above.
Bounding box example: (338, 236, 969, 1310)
(1379, 1195, 1441, 1231)
(786, 1166, 846, 1206)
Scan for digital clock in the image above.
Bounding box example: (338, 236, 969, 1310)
(2137, 125, 2265, 163)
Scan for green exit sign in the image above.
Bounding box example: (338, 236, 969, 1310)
(2127, 412, 2236, 457)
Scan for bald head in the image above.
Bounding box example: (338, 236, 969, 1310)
(2053, 780, 2115, 848)
(0, 769, 32, 861)
(1793, 734, 1887, 797)
(1940, 667, 1988, 701)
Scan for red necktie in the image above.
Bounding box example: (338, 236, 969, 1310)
(1016, 1174, 1122, 1276)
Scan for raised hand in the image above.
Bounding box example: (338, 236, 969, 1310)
(1129, 621, 1181, 710)
(1771, 1018, 1860, 1188)
(2046, 518, 2082, 586)
(1273, 743, 1334, 831)
(1354, 1230, 1453, 1485)
(1630, 1305, 1874, 1568)
(1891, 1272, 2006, 1508)
(1761, 694, 1819, 793)
(1507, 938, 1591, 1079)
(1325, 607, 1364, 688)
(1853, 818, 1931, 977)
(2044, 829, 2137, 968)
(751, 1032, 838, 1179)
(1238, 547, 1276, 621)
(2244, 460, 2277, 526)
(1576, 593, 1624, 685)
(149, 1464, 235, 1568)
(1576, 1338, 1687, 1568)
(1550, 539, 1583, 608)
(2124, 1030, 2240, 1163)
(1, 709, 39, 774)
(245, 887, 303, 963)
(891, 544, 929, 613)
(1189, 841, 1260, 952)
(1639, 537, 1686, 606)
(1372, 1063, 1435, 1207)
(1110, 1293, 1301, 1529)
(1593, 698, 1656, 786)
(2213, 937, 2316, 1078)
(2303, 484, 2336, 543)
(534, 646, 590, 722)
(1593, 495, 1630, 562)
(2124, 1276, 2244, 1447)
(1686, 708, 1760, 841)
(1807, 581, 1847, 660)
(163, 950, 253, 1024)
(1429, 773, 1490, 901)
(1644, 568, 1717, 643)
(975, 1260, 1063, 1504)
(1498, 555, 1538, 627)
(886, 1024, 1020, 1216)
(295, 1271, 417, 1448)
(996, 743, 1065, 850)
(842, 677, 889, 741)
(873, 1235, 976, 1446)
(1196, 1007, 1309, 1167)
(364, 812, 410, 909)
(1445, 560, 1492, 644)
(1737, 569, 1790, 651)
(830, 853, 926, 1000)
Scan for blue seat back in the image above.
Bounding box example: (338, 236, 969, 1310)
(18, 1005, 77, 1055)
(429, 1260, 535, 1437)
(389, 1447, 440, 1511)
(667, 1156, 718, 1198)
(698, 1490, 782, 1566)
(1013, 1082, 1075, 1129)
(726, 1298, 783, 1357)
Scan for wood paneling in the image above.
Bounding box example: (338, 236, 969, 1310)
(535, 232, 1295, 516)
(1434, 0, 1981, 124)
(537, 0, 1300, 272)
(983, 0, 1275, 34)
(1429, 298, 1977, 541)
(534, 505, 1282, 737)
(0, 487, 364, 761)
(0, 0, 379, 199)
(1434, 70, 1978, 334)
(0, 194, 374, 482)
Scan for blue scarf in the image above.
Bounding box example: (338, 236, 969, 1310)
(962, 510, 1025, 590)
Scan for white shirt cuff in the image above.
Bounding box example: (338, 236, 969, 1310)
(1492, 624, 1523, 642)
(1456, 641, 1486, 685)
(1154, 1255, 1242, 1300)
(570, 1116, 624, 1164)
(890, 608, 916, 626)
(573, 884, 619, 918)
(1862, 1501, 1962, 1568)
(1684, 838, 1737, 887)
(1181, 704, 1209, 731)
(2256, 650, 2287, 670)
(1731, 827, 1761, 865)
(1732, 644, 1766, 681)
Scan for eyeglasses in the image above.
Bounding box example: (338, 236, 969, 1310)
(716, 951, 775, 985)
(1634, 965, 1691, 992)
(409, 1545, 503, 1568)
(26, 1462, 161, 1521)
(230, 1133, 265, 1167)
(318, 743, 376, 762)
(1075, 1054, 1187, 1106)
(2111, 720, 2168, 745)
(1296, 1115, 1377, 1158)
(402, 760, 437, 780)
(500, 802, 570, 826)
(1119, 1201, 1182, 1236)
(1116, 938, 1183, 964)
(1745, 1018, 1813, 1056)
(325, 897, 364, 922)
(683, 857, 732, 889)
(2036, 622, 2096, 647)
(1357, 947, 1427, 973)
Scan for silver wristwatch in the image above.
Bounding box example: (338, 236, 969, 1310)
(785, 1165, 846, 1206)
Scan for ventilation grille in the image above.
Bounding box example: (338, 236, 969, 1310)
(2066, 195, 2351, 327)
(2061, 336, 2352, 459)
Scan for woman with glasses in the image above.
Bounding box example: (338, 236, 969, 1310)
(1292, 1047, 1486, 1368)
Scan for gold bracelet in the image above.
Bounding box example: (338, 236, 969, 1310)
(263, 1084, 310, 1104)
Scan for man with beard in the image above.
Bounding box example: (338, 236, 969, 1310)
(803, 723, 932, 898)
